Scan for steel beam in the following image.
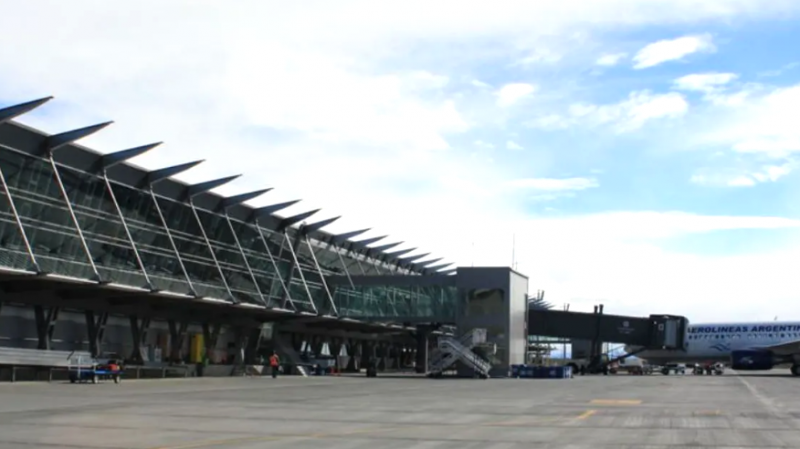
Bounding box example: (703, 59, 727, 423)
(101, 173, 154, 290)
(303, 233, 338, 316)
(280, 230, 317, 313)
(148, 190, 196, 296)
(47, 155, 102, 281)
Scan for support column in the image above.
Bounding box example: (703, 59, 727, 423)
(346, 341, 361, 372)
(244, 327, 263, 364)
(415, 329, 430, 374)
(84, 310, 109, 357)
(129, 316, 151, 364)
(310, 335, 324, 356)
(168, 320, 189, 363)
(202, 323, 221, 363)
(361, 341, 376, 370)
(232, 327, 248, 368)
(330, 338, 343, 371)
(33, 305, 59, 350)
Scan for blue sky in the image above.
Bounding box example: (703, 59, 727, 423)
(2, 0, 800, 322)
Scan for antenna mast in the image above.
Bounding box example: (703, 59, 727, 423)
(511, 233, 516, 270)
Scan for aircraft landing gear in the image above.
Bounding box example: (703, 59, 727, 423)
(791, 364, 800, 376)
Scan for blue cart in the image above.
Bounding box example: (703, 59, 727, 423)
(68, 356, 123, 384)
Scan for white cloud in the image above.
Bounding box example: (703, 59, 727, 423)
(515, 48, 563, 66)
(496, 83, 537, 107)
(474, 140, 496, 149)
(674, 72, 738, 92)
(691, 163, 794, 187)
(596, 53, 627, 66)
(471, 79, 491, 88)
(506, 177, 599, 191)
(633, 34, 716, 69)
(699, 84, 800, 158)
(529, 90, 689, 133)
(2, 0, 800, 323)
(506, 140, 524, 150)
(727, 176, 757, 187)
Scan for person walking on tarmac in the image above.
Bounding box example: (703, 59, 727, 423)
(269, 351, 280, 379)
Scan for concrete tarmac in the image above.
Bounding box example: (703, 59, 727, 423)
(1, 369, 800, 448)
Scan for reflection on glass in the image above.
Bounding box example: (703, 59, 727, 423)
(466, 289, 505, 316)
(0, 151, 95, 279)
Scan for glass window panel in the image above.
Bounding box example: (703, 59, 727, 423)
(0, 151, 95, 279)
(194, 208, 262, 305)
(109, 182, 193, 294)
(0, 168, 34, 271)
(306, 239, 348, 274)
(57, 165, 149, 287)
(153, 197, 229, 300)
(229, 221, 292, 307)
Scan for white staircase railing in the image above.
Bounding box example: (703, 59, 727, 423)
(429, 330, 479, 370)
(428, 328, 492, 377)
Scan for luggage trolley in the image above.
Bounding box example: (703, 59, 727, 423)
(68, 355, 123, 384)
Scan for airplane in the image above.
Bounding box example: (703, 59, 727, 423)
(625, 321, 800, 376)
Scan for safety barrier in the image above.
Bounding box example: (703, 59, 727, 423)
(511, 364, 572, 379)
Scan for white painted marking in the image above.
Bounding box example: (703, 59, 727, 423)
(733, 370, 786, 418)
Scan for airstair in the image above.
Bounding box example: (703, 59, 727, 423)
(428, 328, 492, 378)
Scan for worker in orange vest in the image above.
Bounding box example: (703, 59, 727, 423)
(269, 351, 280, 378)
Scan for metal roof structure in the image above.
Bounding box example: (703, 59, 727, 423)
(0, 97, 453, 276)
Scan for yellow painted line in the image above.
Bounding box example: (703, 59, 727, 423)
(153, 410, 602, 448)
(486, 416, 562, 426)
(590, 399, 642, 405)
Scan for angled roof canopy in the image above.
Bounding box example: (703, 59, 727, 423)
(303, 216, 341, 234)
(0, 97, 52, 124)
(89, 143, 162, 174)
(41, 121, 113, 155)
(137, 160, 204, 189)
(0, 96, 450, 276)
(277, 209, 320, 232)
(218, 188, 272, 211)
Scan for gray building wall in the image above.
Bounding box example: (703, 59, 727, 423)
(453, 267, 529, 377)
(0, 304, 237, 363)
(507, 270, 528, 368)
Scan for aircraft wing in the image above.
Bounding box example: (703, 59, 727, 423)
(752, 339, 800, 356)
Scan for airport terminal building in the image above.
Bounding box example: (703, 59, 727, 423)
(0, 97, 535, 378)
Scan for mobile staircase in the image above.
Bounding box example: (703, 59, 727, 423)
(428, 328, 492, 378)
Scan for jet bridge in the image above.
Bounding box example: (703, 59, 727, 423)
(528, 305, 689, 373)
(528, 308, 688, 349)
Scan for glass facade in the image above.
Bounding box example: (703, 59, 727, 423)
(0, 137, 456, 321)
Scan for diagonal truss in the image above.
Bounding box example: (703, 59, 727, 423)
(0, 97, 459, 321)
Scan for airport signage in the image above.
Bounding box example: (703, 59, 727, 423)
(689, 324, 800, 334)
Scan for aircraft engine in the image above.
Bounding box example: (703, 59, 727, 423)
(730, 350, 774, 370)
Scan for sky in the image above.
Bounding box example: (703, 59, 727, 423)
(2, 0, 800, 322)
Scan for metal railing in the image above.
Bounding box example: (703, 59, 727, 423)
(428, 328, 491, 376)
